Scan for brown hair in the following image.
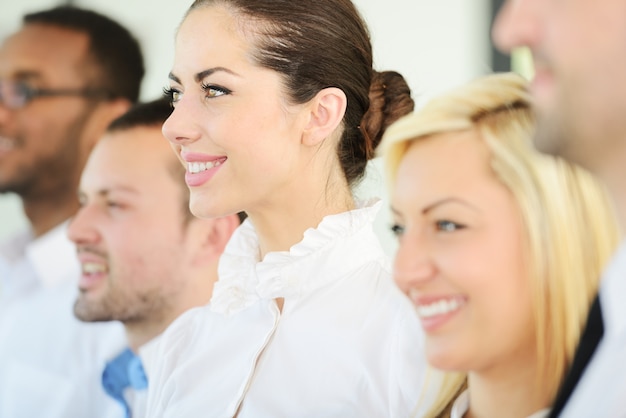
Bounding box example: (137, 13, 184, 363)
(188, 0, 414, 186)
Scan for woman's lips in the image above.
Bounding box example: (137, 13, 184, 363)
(180, 151, 227, 187)
(410, 293, 467, 333)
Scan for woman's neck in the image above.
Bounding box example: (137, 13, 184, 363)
(249, 184, 355, 258)
(247, 139, 358, 258)
(465, 351, 549, 418)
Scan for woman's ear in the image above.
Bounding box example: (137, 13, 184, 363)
(302, 87, 347, 147)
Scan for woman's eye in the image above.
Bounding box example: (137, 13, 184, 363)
(201, 83, 231, 98)
(106, 201, 123, 210)
(390, 224, 405, 237)
(435, 220, 465, 232)
(163, 87, 182, 106)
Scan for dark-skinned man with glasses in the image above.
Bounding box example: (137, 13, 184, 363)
(0, 6, 144, 418)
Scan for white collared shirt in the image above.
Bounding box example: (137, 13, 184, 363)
(132, 334, 162, 418)
(0, 223, 126, 418)
(146, 201, 431, 418)
(451, 390, 550, 418)
(559, 240, 626, 417)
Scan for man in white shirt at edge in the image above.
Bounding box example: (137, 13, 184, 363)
(493, 1, 626, 417)
(0, 6, 144, 418)
(68, 98, 243, 418)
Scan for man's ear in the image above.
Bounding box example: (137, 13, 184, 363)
(302, 87, 347, 147)
(190, 214, 241, 265)
(81, 98, 133, 152)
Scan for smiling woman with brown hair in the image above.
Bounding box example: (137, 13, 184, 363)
(144, 0, 431, 417)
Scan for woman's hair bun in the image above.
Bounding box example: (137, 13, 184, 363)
(360, 70, 414, 158)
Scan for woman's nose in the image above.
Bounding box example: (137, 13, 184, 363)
(162, 101, 202, 147)
(393, 235, 436, 294)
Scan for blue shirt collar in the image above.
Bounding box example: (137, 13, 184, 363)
(102, 348, 148, 418)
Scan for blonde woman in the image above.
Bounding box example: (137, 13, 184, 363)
(380, 73, 620, 418)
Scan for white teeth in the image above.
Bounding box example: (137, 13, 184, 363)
(417, 298, 462, 319)
(187, 160, 222, 174)
(82, 262, 107, 274)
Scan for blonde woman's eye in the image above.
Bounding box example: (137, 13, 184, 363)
(390, 224, 405, 237)
(436, 220, 465, 232)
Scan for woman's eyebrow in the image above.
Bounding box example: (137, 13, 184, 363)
(194, 67, 240, 82)
(422, 197, 480, 215)
(167, 67, 241, 84)
(168, 72, 181, 83)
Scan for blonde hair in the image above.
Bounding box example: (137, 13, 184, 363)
(379, 72, 620, 417)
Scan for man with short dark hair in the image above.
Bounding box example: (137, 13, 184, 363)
(0, 6, 144, 417)
(69, 98, 242, 418)
(493, 1, 626, 416)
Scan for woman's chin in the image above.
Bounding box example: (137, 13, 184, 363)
(189, 196, 238, 220)
(425, 338, 469, 372)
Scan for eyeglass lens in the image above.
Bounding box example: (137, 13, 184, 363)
(0, 80, 28, 109)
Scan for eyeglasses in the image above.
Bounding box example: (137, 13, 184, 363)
(0, 79, 114, 110)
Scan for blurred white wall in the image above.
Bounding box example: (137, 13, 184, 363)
(0, 0, 491, 253)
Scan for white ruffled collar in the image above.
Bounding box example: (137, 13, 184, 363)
(211, 199, 384, 316)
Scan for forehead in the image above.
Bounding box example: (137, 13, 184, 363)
(393, 130, 506, 204)
(391, 129, 525, 234)
(399, 130, 492, 183)
(174, 5, 253, 73)
(0, 23, 90, 84)
(82, 127, 180, 194)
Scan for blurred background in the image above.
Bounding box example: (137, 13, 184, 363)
(0, 0, 517, 253)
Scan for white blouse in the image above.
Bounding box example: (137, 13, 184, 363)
(145, 201, 429, 418)
(451, 390, 550, 418)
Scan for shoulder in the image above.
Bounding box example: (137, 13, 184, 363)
(144, 305, 211, 414)
(153, 304, 212, 360)
(0, 227, 32, 259)
(380, 282, 429, 416)
(145, 301, 279, 417)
